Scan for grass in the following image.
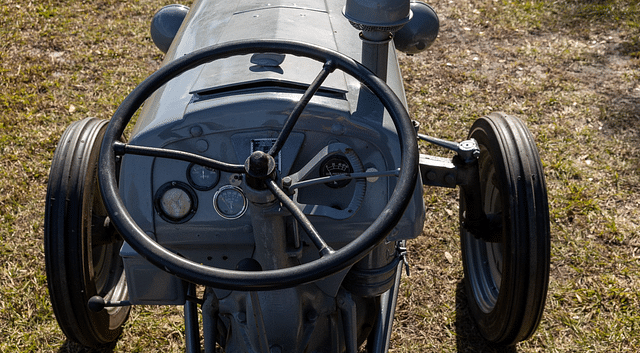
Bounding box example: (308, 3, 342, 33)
(395, 0, 640, 351)
(1, 0, 639, 352)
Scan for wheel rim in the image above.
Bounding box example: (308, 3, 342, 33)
(464, 147, 504, 313)
(85, 135, 129, 324)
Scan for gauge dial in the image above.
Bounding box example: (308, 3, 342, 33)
(320, 155, 354, 188)
(154, 182, 197, 223)
(187, 163, 220, 190)
(213, 185, 247, 219)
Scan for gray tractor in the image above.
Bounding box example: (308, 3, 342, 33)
(44, 0, 550, 352)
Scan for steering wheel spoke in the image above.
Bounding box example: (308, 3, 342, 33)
(114, 141, 245, 173)
(268, 60, 337, 157)
(265, 179, 334, 257)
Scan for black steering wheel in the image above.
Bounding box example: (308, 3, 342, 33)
(98, 39, 418, 291)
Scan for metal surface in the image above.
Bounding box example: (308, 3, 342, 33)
(368, 259, 403, 353)
(185, 284, 202, 353)
(286, 142, 366, 220)
(115, 1, 427, 351)
(417, 135, 501, 242)
(202, 288, 218, 353)
(337, 288, 358, 353)
(343, 0, 411, 80)
(460, 140, 505, 311)
(417, 136, 480, 188)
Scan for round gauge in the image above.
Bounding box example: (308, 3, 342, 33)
(320, 155, 354, 188)
(154, 182, 197, 223)
(187, 163, 220, 190)
(213, 185, 247, 220)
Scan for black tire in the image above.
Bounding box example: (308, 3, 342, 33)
(45, 118, 129, 348)
(460, 112, 550, 345)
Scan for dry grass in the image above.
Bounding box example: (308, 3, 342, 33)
(393, 0, 640, 351)
(1, 0, 638, 352)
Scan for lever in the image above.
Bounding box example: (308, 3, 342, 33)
(87, 295, 131, 312)
(417, 133, 480, 162)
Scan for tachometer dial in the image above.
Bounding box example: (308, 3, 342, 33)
(187, 163, 220, 190)
(320, 155, 353, 188)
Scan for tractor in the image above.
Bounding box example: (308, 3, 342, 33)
(44, 1, 550, 351)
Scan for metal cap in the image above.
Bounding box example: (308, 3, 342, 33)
(150, 4, 190, 54)
(394, 2, 439, 54)
(343, 0, 411, 33)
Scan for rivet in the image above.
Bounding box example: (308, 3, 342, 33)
(331, 124, 345, 135)
(195, 139, 208, 152)
(190, 125, 203, 137)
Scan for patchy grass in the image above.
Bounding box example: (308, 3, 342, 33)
(395, 0, 639, 351)
(1, 0, 638, 352)
(0, 0, 185, 351)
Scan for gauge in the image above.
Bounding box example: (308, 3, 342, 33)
(320, 155, 354, 188)
(154, 181, 197, 223)
(187, 163, 220, 190)
(213, 185, 247, 220)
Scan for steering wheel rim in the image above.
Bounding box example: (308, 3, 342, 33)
(98, 39, 418, 291)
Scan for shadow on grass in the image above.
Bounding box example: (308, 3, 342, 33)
(599, 88, 640, 131)
(455, 281, 517, 353)
(57, 340, 115, 353)
(555, 0, 639, 30)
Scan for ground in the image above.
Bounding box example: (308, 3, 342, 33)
(0, 0, 638, 352)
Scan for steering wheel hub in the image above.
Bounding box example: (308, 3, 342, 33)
(244, 151, 277, 190)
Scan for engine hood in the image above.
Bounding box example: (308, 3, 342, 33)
(129, 0, 407, 142)
(184, 1, 349, 95)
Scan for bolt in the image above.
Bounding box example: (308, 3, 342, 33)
(282, 176, 292, 188)
(306, 310, 318, 323)
(445, 174, 456, 185)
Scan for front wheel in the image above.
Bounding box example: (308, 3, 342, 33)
(460, 112, 550, 346)
(45, 118, 129, 348)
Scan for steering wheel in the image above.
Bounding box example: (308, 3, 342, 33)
(98, 39, 418, 291)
